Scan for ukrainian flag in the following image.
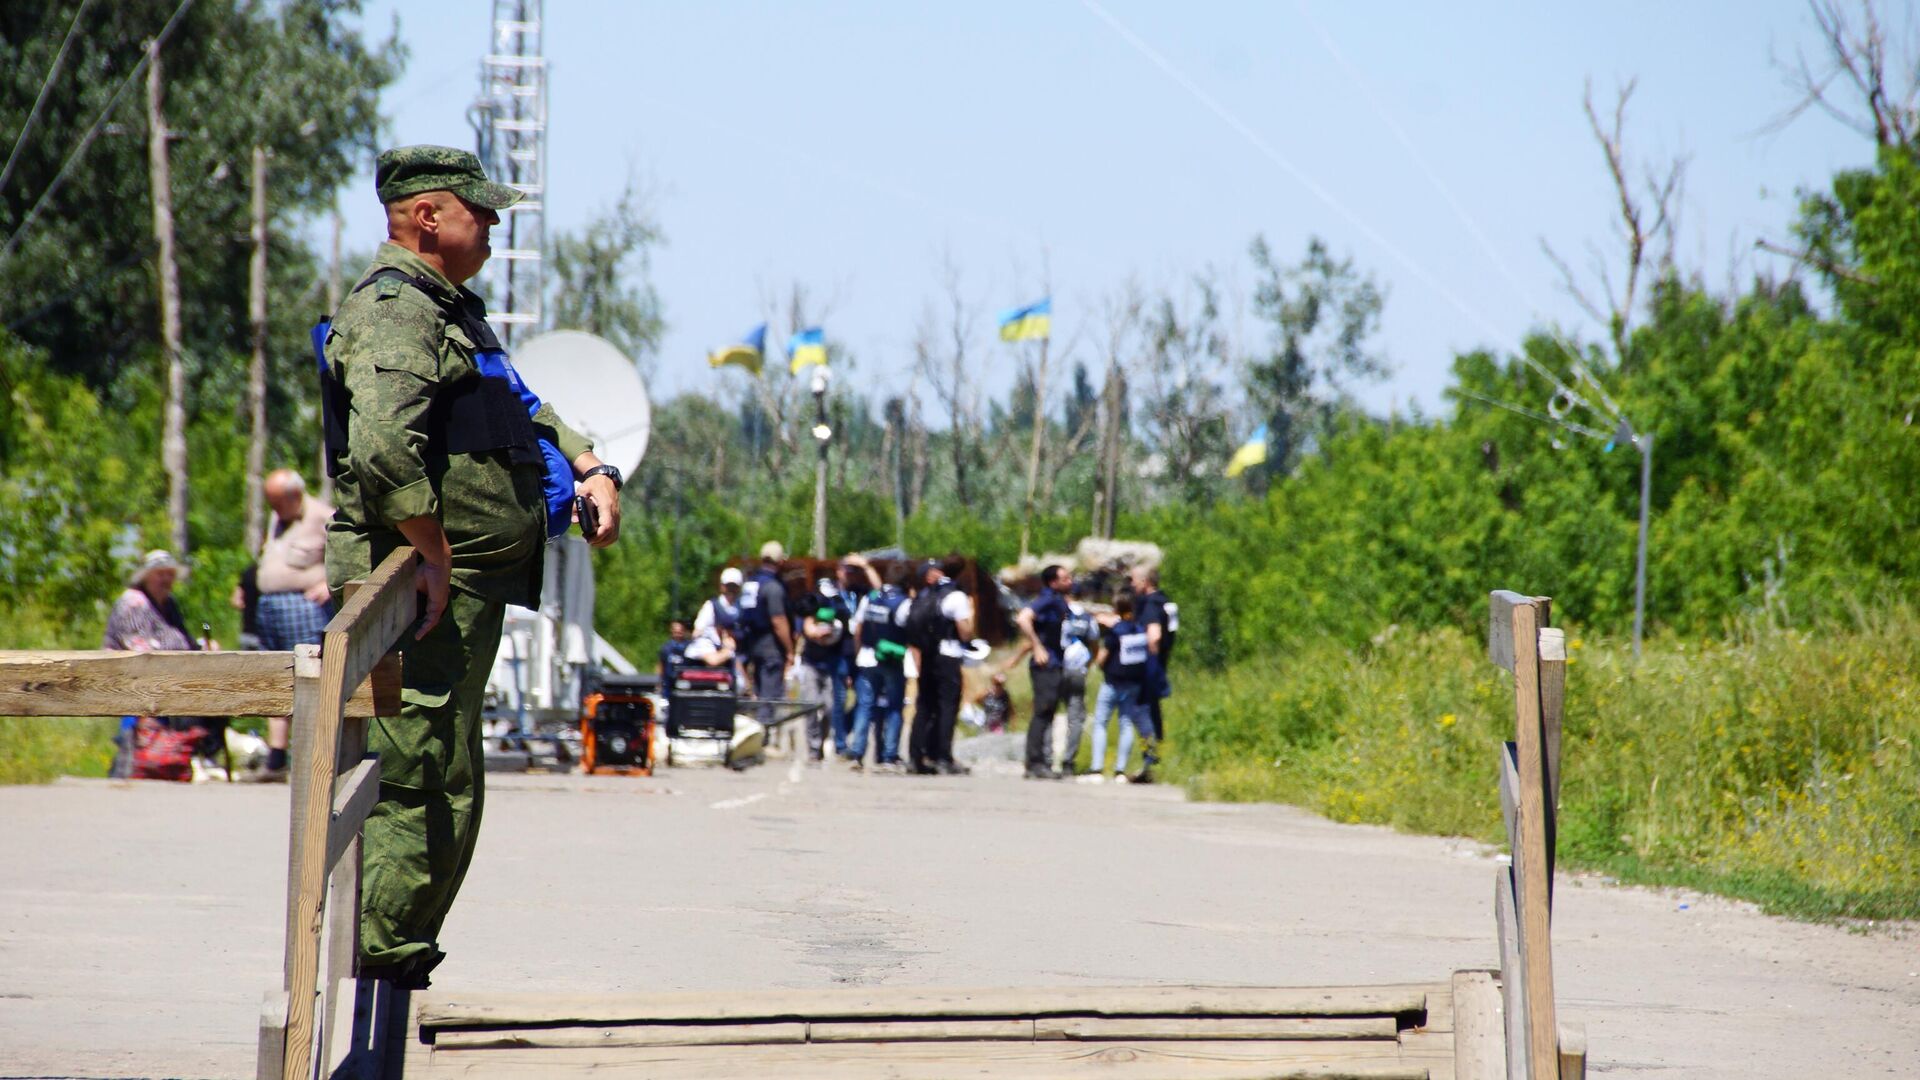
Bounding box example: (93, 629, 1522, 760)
(1225, 424, 1269, 477)
(708, 322, 767, 375)
(787, 326, 828, 373)
(997, 297, 1051, 342)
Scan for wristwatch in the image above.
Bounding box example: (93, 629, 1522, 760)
(581, 464, 623, 491)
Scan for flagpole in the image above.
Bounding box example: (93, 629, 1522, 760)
(1019, 332, 1048, 562)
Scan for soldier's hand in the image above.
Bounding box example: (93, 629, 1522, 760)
(415, 559, 451, 639)
(581, 475, 621, 548)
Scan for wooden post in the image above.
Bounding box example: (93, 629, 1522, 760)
(1507, 600, 1559, 1080)
(147, 40, 188, 556)
(244, 145, 269, 554)
(1019, 335, 1049, 560)
(283, 643, 349, 1080)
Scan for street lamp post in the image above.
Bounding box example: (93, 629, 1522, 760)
(810, 367, 832, 559)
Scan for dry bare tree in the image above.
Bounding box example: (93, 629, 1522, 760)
(1541, 78, 1688, 363)
(1772, 0, 1920, 148)
(913, 255, 984, 509)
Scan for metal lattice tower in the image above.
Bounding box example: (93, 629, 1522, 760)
(469, 0, 547, 347)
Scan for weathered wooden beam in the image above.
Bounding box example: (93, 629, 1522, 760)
(325, 756, 380, 871)
(1450, 971, 1503, 1080)
(321, 548, 419, 716)
(1487, 591, 1529, 672)
(0, 649, 400, 718)
(1507, 600, 1560, 1080)
(256, 990, 288, 1080)
(1038, 1016, 1397, 1041)
(431, 1023, 810, 1051)
(1558, 1021, 1587, 1080)
(416, 984, 1439, 1029)
(1494, 869, 1529, 1080)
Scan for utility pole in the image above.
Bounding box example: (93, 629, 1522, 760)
(810, 367, 831, 558)
(243, 146, 269, 554)
(320, 206, 341, 503)
(147, 40, 188, 556)
(1632, 431, 1653, 659)
(1018, 335, 1049, 561)
(1098, 364, 1124, 539)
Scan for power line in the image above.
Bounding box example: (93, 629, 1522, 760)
(0, 0, 197, 265)
(0, 0, 99, 200)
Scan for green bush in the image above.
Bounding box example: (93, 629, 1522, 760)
(1161, 610, 1920, 921)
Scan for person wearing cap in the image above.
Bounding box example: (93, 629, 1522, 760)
(694, 566, 744, 639)
(736, 542, 793, 733)
(104, 550, 223, 770)
(321, 144, 624, 990)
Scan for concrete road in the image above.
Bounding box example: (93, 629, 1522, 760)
(2, 740, 1916, 1078)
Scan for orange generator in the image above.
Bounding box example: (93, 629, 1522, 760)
(579, 674, 655, 776)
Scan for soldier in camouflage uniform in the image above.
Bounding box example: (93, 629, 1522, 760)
(322, 145, 624, 988)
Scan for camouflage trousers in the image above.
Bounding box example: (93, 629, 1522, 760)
(358, 586, 505, 968)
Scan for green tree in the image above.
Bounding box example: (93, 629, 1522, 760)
(545, 181, 665, 377)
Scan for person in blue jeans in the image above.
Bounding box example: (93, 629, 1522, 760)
(847, 559, 913, 771)
(1088, 592, 1155, 780)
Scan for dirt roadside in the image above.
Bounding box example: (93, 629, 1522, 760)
(1, 760, 1915, 1078)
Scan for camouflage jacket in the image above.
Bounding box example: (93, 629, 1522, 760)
(322, 242, 592, 608)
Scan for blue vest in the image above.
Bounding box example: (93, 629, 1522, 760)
(313, 268, 576, 539)
(861, 587, 910, 652)
(708, 594, 740, 632)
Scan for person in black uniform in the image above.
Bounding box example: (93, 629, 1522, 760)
(907, 558, 974, 775)
(1128, 565, 1177, 783)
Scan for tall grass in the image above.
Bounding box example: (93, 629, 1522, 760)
(1162, 609, 1920, 922)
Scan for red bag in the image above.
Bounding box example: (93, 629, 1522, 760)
(131, 717, 203, 782)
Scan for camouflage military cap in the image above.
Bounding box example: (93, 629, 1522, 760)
(375, 144, 522, 209)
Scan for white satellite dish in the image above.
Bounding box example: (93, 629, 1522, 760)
(512, 330, 652, 474)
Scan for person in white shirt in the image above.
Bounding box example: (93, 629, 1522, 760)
(694, 567, 743, 638)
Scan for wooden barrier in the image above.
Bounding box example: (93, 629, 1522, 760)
(0, 649, 400, 718)
(1483, 591, 1584, 1080)
(255, 546, 418, 1080)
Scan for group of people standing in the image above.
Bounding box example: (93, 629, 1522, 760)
(660, 545, 982, 775)
(1006, 563, 1176, 783)
(660, 547, 1176, 783)
(660, 545, 983, 772)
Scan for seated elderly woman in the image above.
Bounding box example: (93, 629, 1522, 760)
(105, 550, 223, 775)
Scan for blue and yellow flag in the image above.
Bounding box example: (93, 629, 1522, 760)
(708, 322, 767, 375)
(1225, 424, 1269, 477)
(787, 326, 828, 373)
(997, 297, 1051, 342)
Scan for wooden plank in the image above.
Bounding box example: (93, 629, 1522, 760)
(408, 1039, 1429, 1080)
(1398, 1028, 1458, 1080)
(432, 1022, 810, 1050)
(324, 756, 381, 870)
(284, 624, 359, 1080)
(1494, 871, 1528, 1080)
(324, 709, 370, 1073)
(322, 547, 420, 715)
(282, 645, 322, 996)
(1486, 591, 1530, 672)
(1450, 971, 1503, 1080)
(1039, 1016, 1395, 1041)
(417, 984, 1437, 1030)
(1538, 627, 1566, 889)
(1507, 601, 1560, 1080)
(257, 990, 288, 1080)
(814, 1019, 1036, 1042)
(1557, 1021, 1586, 1080)
(1422, 981, 1455, 1033)
(0, 649, 400, 718)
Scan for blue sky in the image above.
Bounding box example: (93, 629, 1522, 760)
(329, 1, 1870, 419)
